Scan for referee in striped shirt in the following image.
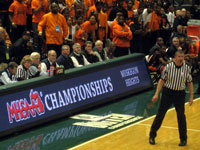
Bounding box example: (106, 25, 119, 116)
(149, 50, 193, 146)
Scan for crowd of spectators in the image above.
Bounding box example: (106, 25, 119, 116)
(0, 0, 200, 92)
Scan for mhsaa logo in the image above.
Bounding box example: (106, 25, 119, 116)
(7, 90, 45, 123)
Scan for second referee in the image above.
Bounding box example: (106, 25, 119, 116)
(149, 50, 193, 146)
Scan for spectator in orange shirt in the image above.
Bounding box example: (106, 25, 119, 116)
(31, 0, 49, 52)
(75, 15, 87, 47)
(81, 13, 97, 43)
(9, 0, 27, 43)
(38, 2, 68, 56)
(109, 10, 123, 40)
(112, 15, 132, 57)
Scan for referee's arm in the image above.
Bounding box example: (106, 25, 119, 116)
(152, 79, 165, 103)
(187, 82, 193, 106)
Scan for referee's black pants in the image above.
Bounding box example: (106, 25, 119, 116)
(150, 87, 187, 141)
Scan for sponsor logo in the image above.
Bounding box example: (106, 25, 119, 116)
(7, 90, 45, 123)
(71, 113, 143, 129)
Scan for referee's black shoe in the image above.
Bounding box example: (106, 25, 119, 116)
(179, 140, 187, 146)
(149, 137, 155, 145)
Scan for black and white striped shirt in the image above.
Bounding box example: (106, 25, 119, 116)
(16, 65, 32, 81)
(161, 61, 192, 91)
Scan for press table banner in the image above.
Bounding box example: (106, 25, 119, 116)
(0, 58, 152, 137)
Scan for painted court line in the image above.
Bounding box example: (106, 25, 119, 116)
(68, 98, 200, 150)
(139, 123, 200, 132)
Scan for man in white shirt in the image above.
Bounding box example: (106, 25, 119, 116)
(41, 50, 59, 74)
(70, 43, 90, 67)
(0, 62, 18, 85)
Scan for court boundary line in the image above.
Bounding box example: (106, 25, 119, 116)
(139, 123, 200, 132)
(68, 98, 200, 150)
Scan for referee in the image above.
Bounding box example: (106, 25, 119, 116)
(149, 50, 193, 146)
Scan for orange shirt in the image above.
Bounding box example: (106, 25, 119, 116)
(81, 20, 96, 34)
(65, 0, 75, 17)
(31, 0, 48, 23)
(134, 0, 140, 9)
(75, 28, 86, 46)
(9, 1, 27, 25)
(112, 23, 132, 47)
(98, 10, 108, 41)
(0, 27, 12, 46)
(149, 11, 159, 31)
(84, 0, 92, 9)
(87, 5, 96, 17)
(38, 12, 68, 45)
(110, 20, 118, 39)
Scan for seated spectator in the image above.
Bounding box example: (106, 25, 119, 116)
(41, 50, 59, 74)
(81, 14, 97, 43)
(70, 43, 90, 67)
(195, 50, 200, 94)
(56, 45, 74, 70)
(93, 40, 109, 61)
(29, 52, 48, 77)
(148, 45, 170, 73)
(104, 39, 116, 59)
(83, 41, 100, 63)
(169, 24, 187, 45)
(0, 61, 18, 85)
(149, 37, 164, 55)
(166, 37, 182, 59)
(16, 55, 32, 81)
(10, 30, 32, 64)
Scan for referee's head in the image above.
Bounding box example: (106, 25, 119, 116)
(174, 50, 184, 66)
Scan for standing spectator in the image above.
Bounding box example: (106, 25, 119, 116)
(16, 55, 32, 81)
(56, 45, 74, 70)
(173, 9, 183, 32)
(41, 50, 59, 74)
(83, 41, 99, 63)
(31, 0, 49, 52)
(9, 0, 27, 43)
(93, 40, 109, 61)
(70, 43, 90, 67)
(157, 8, 170, 44)
(0, 26, 12, 63)
(0, 61, 18, 85)
(38, 2, 68, 56)
(0, 0, 12, 35)
(74, 15, 87, 47)
(112, 15, 132, 57)
(109, 10, 124, 40)
(166, 5, 175, 29)
(108, 0, 128, 21)
(65, 16, 76, 48)
(149, 50, 193, 146)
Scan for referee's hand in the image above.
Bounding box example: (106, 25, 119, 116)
(152, 95, 158, 103)
(189, 98, 193, 106)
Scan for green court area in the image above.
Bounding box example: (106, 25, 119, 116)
(0, 83, 199, 150)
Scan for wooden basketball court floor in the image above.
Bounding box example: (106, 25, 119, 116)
(69, 98, 200, 150)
